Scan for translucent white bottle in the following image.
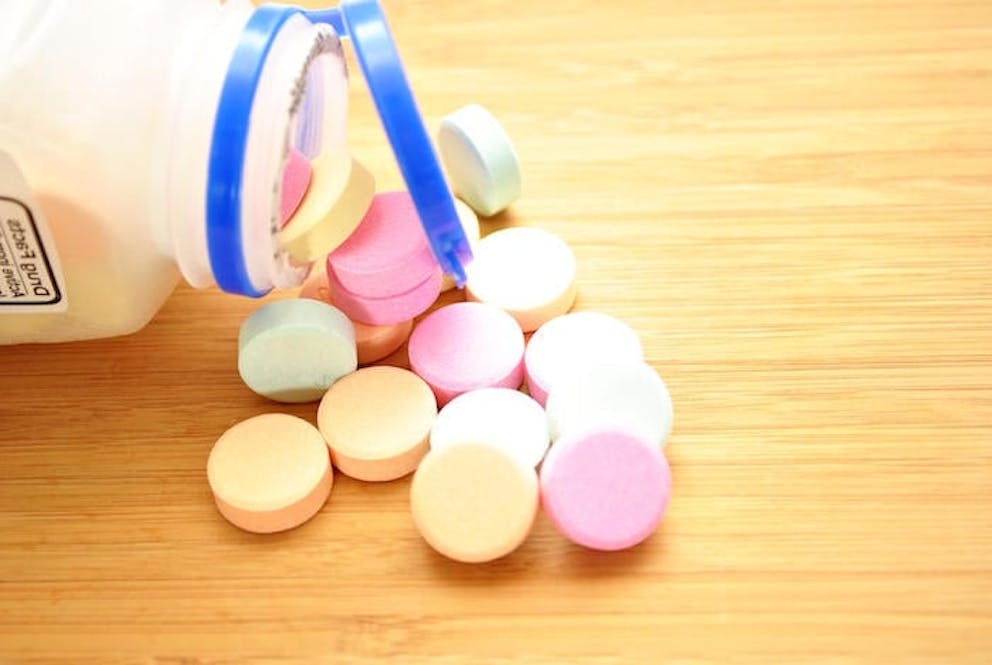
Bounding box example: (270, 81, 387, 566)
(0, 0, 351, 344)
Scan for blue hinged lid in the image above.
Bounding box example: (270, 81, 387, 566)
(208, 1, 473, 297)
(308, 0, 473, 287)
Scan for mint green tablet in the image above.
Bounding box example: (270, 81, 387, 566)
(238, 299, 357, 403)
(437, 104, 522, 217)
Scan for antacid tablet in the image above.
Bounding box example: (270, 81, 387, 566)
(411, 444, 539, 563)
(207, 414, 333, 534)
(318, 366, 437, 481)
(525, 311, 643, 406)
(408, 302, 525, 406)
(279, 151, 375, 263)
(430, 388, 550, 468)
(545, 360, 674, 447)
(238, 299, 357, 403)
(540, 428, 671, 551)
(466, 227, 577, 333)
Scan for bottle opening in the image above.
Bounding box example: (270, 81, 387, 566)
(204, 1, 471, 298)
(205, 4, 346, 297)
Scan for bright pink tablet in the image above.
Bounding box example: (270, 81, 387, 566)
(540, 428, 671, 551)
(328, 263, 442, 326)
(328, 190, 439, 298)
(408, 302, 525, 406)
(280, 148, 312, 228)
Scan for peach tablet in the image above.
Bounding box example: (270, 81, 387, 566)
(525, 312, 644, 406)
(317, 366, 438, 481)
(540, 428, 671, 551)
(328, 191, 439, 298)
(408, 302, 525, 406)
(466, 227, 577, 332)
(298, 268, 413, 364)
(299, 264, 334, 303)
(207, 414, 333, 534)
(354, 319, 413, 365)
(411, 444, 539, 563)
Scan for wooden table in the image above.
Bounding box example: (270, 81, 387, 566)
(2, 0, 990, 661)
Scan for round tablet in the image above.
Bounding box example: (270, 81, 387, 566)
(297, 268, 413, 364)
(328, 191, 439, 298)
(354, 319, 413, 365)
(280, 148, 312, 228)
(525, 312, 644, 406)
(279, 150, 375, 262)
(298, 264, 334, 303)
(408, 302, 525, 406)
(540, 428, 671, 551)
(238, 299, 357, 403)
(466, 227, 577, 332)
(328, 263, 442, 326)
(440, 200, 482, 292)
(437, 104, 522, 217)
(411, 444, 539, 563)
(317, 366, 437, 482)
(545, 361, 674, 447)
(207, 414, 333, 534)
(430, 388, 550, 468)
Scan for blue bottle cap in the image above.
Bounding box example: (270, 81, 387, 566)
(308, 0, 473, 287)
(207, 2, 471, 297)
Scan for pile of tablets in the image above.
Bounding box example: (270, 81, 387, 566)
(207, 105, 675, 562)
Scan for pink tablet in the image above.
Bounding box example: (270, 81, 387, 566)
(408, 302, 525, 406)
(328, 190, 439, 298)
(540, 428, 671, 551)
(328, 263, 443, 326)
(298, 266, 414, 362)
(280, 148, 312, 228)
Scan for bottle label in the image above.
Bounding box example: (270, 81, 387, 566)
(0, 152, 67, 313)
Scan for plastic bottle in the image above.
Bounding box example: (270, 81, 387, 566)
(0, 0, 471, 345)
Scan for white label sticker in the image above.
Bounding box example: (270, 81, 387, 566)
(0, 152, 67, 313)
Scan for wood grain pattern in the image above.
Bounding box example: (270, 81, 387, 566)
(2, 0, 991, 662)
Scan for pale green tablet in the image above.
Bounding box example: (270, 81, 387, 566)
(238, 299, 357, 403)
(437, 104, 522, 217)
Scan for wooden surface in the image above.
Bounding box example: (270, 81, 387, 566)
(2, 0, 991, 662)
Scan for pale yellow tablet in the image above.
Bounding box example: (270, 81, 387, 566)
(279, 150, 375, 263)
(207, 414, 333, 534)
(466, 227, 577, 332)
(410, 444, 539, 563)
(317, 366, 437, 481)
(440, 200, 482, 292)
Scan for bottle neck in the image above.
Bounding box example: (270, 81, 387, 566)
(161, 1, 348, 297)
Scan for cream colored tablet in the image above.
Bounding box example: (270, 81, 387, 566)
(279, 150, 375, 262)
(207, 414, 333, 534)
(411, 444, 539, 563)
(430, 388, 550, 468)
(317, 366, 437, 481)
(546, 361, 674, 447)
(525, 311, 644, 406)
(441, 200, 482, 292)
(466, 227, 577, 332)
